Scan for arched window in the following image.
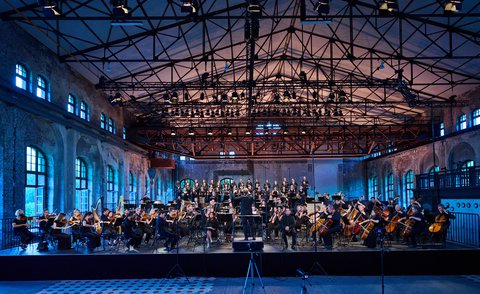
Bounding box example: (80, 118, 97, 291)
(129, 172, 137, 200)
(100, 113, 106, 129)
(403, 170, 414, 207)
(75, 158, 89, 212)
(472, 109, 480, 126)
(428, 166, 439, 188)
(369, 176, 378, 198)
(36, 76, 49, 100)
(25, 146, 47, 216)
(15, 63, 28, 90)
(220, 178, 233, 186)
(180, 178, 194, 191)
(439, 122, 445, 137)
(80, 101, 90, 121)
(106, 165, 116, 209)
(68, 94, 77, 114)
(456, 113, 467, 131)
(385, 173, 394, 200)
(122, 126, 127, 140)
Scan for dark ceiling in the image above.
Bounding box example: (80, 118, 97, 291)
(2, 0, 479, 159)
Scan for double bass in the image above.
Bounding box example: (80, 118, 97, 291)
(428, 205, 450, 234)
(385, 212, 401, 234)
(360, 220, 375, 240)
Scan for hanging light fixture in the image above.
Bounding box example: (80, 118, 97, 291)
(444, 0, 463, 14)
(314, 0, 330, 15)
(188, 128, 195, 136)
(170, 129, 176, 136)
(38, 0, 61, 16)
(207, 128, 213, 136)
(378, 0, 398, 16)
(110, 0, 131, 18)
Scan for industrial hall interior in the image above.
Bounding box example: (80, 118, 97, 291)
(0, 0, 479, 294)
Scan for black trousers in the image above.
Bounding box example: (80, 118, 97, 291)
(282, 229, 297, 247)
(52, 232, 72, 250)
(82, 232, 101, 250)
(160, 231, 178, 248)
(322, 226, 341, 247)
(241, 216, 256, 239)
(126, 233, 142, 248)
(15, 229, 35, 245)
(408, 226, 424, 247)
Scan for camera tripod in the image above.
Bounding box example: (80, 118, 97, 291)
(243, 245, 266, 294)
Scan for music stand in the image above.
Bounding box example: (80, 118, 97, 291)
(162, 215, 188, 282)
(309, 199, 328, 276)
(243, 242, 266, 294)
(217, 212, 233, 242)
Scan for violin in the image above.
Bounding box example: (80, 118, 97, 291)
(20, 215, 34, 221)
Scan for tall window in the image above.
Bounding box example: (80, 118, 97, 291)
(25, 146, 46, 216)
(439, 122, 445, 137)
(456, 113, 467, 131)
(108, 118, 115, 134)
(15, 63, 28, 90)
(129, 172, 137, 200)
(122, 127, 127, 140)
(75, 158, 89, 212)
(472, 109, 480, 126)
(100, 113, 106, 129)
(459, 160, 475, 187)
(385, 173, 394, 200)
(36, 76, 48, 100)
(429, 166, 439, 188)
(403, 170, 414, 207)
(106, 165, 116, 209)
(80, 101, 90, 121)
(68, 94, 77, 114)
(369, 176, 378, 198)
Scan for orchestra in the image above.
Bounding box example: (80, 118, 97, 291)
(10, 177, 458, 253)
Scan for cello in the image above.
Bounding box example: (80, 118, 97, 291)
(428, 204, 450, 234)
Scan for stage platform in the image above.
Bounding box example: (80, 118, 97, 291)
(0, 237, 478, 280)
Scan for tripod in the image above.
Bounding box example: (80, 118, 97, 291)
(243, 245, 266, 294)
(163, 216, 189, 282)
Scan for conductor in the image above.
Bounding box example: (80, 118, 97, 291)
(237, 190, 256, 241)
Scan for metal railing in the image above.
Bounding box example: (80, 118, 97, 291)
(417, 166, 480, 190)
(0, 218, 40, 250)
(447, 212, 480, 248)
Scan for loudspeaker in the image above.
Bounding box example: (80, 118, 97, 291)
(232, 240, 264, 251)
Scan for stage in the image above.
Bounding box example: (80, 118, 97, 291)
(0, 237, 478, 280)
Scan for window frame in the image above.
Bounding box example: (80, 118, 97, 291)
(15, 63, 28, 90)
(385, 172, 394, 200)
(25, 146, 47, 216)
(100, 113, 106, 129)
(80, 101, 90, 121)
(439, 122, 445, 137)
(68, 94, 77, 115)
(403, 170, 414, 207)
(108, 118, 116, 134)
(472, 109, 480, 126)
(456, 113, 467, 131)
(36, 75, 49, 100)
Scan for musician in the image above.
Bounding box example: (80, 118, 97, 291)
(205, 211, 219, 248)
(301, 176, 309, 194)
(237, 191, 256, 241)
(81, 212, 101, 252)
(280, 207, 297, 250)
(246, 179, 253, 191)
(51, 213, 72, 250)
(37, 209, 51, 242)
(281, 177, 288, 195)
(69, 209, 83, 243)
(100, 209, 115, 244)
(322, 205, 342, 250)
(366, 197, 378, 215)
(407, 198, 422, 213)
(156, 210, 179, 251)
(267, 206, 280, 240)
(432, 204, 456, 244)
(386, 204, 405, 241)
(122, 211, 142, 252)
(12, 209, 35, 250)
(403, 205, 425, 248)
(361, 210, 381, 248)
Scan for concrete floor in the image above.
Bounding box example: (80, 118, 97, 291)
(0, 275, 479, 294)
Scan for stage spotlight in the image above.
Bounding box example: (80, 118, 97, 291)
(248, 0, 261, 14)
(338, 90, 347, 103)
(327, 92, 335, 103)
(170, 129, 176, 136)
(444, 0, 463, 14)
(39, 0, 61, 16)
(283, 90, 291, 101)
(111, 0, 130, 18)
(264, 127, 269, 135)
(171, 91, 179, 103)
(299, 71, 307, 83)
(283, 127, 289, 135)
(231, 91, 239, 103)
(221, 93, 229, 103)
(207, 128, 213, 136)
(314, 0, 330, 15)
(245, 128, 251, 135)
(378, 0, 398, 15)
(188, 128, 195, 136)
(181, 0, 198, 15)
(227, 128, 233, 136)
(301, 127, 307, 135)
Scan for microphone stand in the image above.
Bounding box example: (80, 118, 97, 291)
(163, 215, 188, 282)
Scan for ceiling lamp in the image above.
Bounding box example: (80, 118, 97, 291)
(227, 128, 233, 136)
(221, 93, 229, 103)
(181, 0, 198, 15)
(171, 91, 179, 103)
(327, 92, 335, 103)
(170, 129, 176, 136)
(301, 127, 307, 135)
(111, 0, 131, 18)
(207, 128, 213, 136)
(245, 128, 251, 135)
(378, 0, 398, 15)
(188, 128, 195, 136)
(444, 1, 463, 14)
(283, 127, 289, 135)
(38, 0, 61, 16)
(231, 91, 239, 103)
(338, 90, 347, 103)
(314, 0, 330, 15)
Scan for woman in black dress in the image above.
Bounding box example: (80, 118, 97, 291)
(51, 213, 72, 250)
(81, 212, 101, 252)
(12, 209, 35, 249)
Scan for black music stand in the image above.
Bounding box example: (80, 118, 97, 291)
(243, 242, 266, 294)
(309, 199, 328, 276)
(162, 215, 188, 282)
(218, 212, 233, 242)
